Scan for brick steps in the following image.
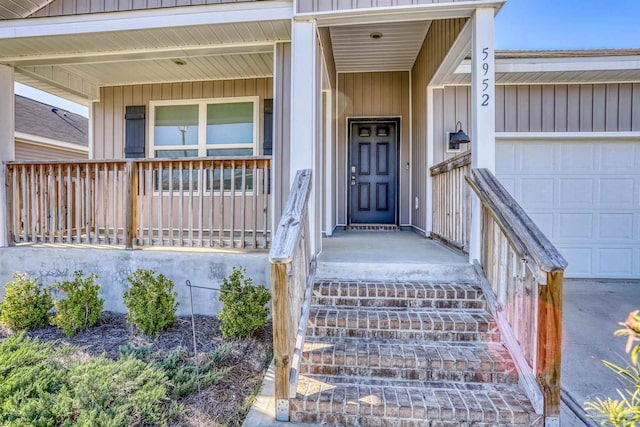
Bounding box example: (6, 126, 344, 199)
(312, 281, 485, 310)
(300, 337, 518, 383)
(291, 376, 542, 426)
(291, 280, 541, 426)
(307, 307, 499, 342)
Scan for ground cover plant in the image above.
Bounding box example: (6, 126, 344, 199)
(0, 313, 272, 427)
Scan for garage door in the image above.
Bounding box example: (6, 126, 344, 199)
(496, 139, 640, 279)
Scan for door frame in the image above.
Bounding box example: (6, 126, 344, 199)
(347, 117, 401, 226)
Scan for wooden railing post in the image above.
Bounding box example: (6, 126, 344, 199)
(2, 162, 13, 246)
(124, 160, 138, 249)
(271, 261, 292, 421)
(537, 271, 563, 424)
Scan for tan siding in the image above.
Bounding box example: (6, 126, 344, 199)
(30, 0, 264, 17)
(15, 141, 88, 161)
(336, 71, 410, 226)
(273, 43, 291, 225)
(433, 83, 640, 162)
(410, 17, 466, 231)
(93, 77, 273, 160)
(297, 0, 483, 13)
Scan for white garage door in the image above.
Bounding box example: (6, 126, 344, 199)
(496, 138, 640, 279)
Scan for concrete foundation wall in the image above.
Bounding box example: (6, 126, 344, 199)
(0, 247, 270, 317)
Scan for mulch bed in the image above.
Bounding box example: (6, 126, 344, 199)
(0, 312, 273, 427)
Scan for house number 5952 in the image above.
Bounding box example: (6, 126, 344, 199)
(481, 47, 490, 107)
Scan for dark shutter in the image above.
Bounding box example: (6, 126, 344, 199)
(124, 105, 146, 158)
(263, 99, 273, 156)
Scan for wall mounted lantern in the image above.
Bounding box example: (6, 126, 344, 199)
(448, 121, 470, 150)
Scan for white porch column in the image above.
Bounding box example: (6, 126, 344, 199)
(290, 20, 318, 253)
(469, 8, 496, 262)
(0, 65, 15, 247)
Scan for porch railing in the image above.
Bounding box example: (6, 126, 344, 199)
(269, 169, 314, 422)
(430, 151, 471, 252)
(466, 168, 567, 424)
(5, 157, 271, 249)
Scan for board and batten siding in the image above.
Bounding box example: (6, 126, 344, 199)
(297, 0, 483, 13)
(92, 78, 273, 160)
(337, 71, 410, 226)
(432, 83, 640, 163)
(29, 0, 264, 17)
(411, 17, 467, 231)
(15, 141, 87, 161)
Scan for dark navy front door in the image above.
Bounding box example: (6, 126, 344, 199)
(349, 122, 397, 224)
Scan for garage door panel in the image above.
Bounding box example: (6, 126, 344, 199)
(600, 143, 636, 169)
(599, 214, 634, 241)
(599, 248, 634, 275)
(521, 178, 554, 206)
(521, 143, 556, 172)
(561, 247, 593, 275)
(559, 143, 595, 170)
(497, 138, 640, 278)
(558, 213, 593, 240)
(599, 178, 635, 205)
(559, 179, 594, 205)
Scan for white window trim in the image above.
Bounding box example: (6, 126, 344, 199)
(148, 96, 260, 158)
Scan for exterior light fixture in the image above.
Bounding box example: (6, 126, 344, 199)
(172, 59, 187, 66)
(369, 32, 383, 40)
(448, 121, 471, 150)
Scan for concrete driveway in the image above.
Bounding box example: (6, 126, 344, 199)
(561, 278, 640, 426)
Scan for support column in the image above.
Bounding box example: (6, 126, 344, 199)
(469, 8, 495, 263)
(290, 20, 318, 254)
(0, 65, 15, 247)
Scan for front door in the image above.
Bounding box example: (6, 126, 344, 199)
(349, 121, 397, 224)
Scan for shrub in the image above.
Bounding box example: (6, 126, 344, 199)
(218, 267, 270, 339)
(0, 334, 179, 426)
(51, 271, 104, 337)
(123, 269, 178, 337)
(585, 310, 640, 426)
(0, 273, 52, 332)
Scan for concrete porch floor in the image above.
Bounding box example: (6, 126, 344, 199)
(316, 230, 475, 282)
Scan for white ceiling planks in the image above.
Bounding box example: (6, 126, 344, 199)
(330, 21, 430, 72)
(0, 0, 52, 19)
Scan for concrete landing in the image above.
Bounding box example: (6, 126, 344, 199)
(317, 231, 475, 282)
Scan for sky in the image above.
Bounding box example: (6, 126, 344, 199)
(16, 0, 640, 116)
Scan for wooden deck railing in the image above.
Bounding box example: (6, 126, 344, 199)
(269, 169, 314, 422)
(5, 157, 271, 249)
(466, 168, 567, 424)
(430, 151, 471, 252)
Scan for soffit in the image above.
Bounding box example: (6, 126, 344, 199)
(0, 0, 52, 19)
(330, 21, 430, 73)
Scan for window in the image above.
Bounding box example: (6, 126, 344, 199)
(149, 97, 259, 191)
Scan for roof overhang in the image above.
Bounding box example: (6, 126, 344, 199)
(15, 131, 88, 153)
(298, 0, 505, 27)
(0, 1, 293, 104)
(446, 54, 640, 85)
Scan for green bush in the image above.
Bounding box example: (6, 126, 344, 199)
(585, 310, 640, 426)
(51, 271, 104, 337)
(218, 267, 270, 339)
(0, 334, 179, 427)
(123, 269, 178, 337)
(0, 273, 52, 332)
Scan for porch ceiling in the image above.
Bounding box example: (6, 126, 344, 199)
(2, 19, 289, 103)
(0, 0, 53, 19)
(330, 21, 430, 73)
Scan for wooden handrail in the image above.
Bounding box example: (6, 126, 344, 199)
(5, 156, 271, 250)
(430, 151, 472, 252)
(466, 167, 566, 424)
(268, 169, 313, 422)
(466, 169, 567, 274)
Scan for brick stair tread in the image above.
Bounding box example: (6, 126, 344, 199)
(299, 337, 517, 383)
(312, 281, 485, 309)
(307, 306, 498, 341)
(291, 375, 542, 426)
